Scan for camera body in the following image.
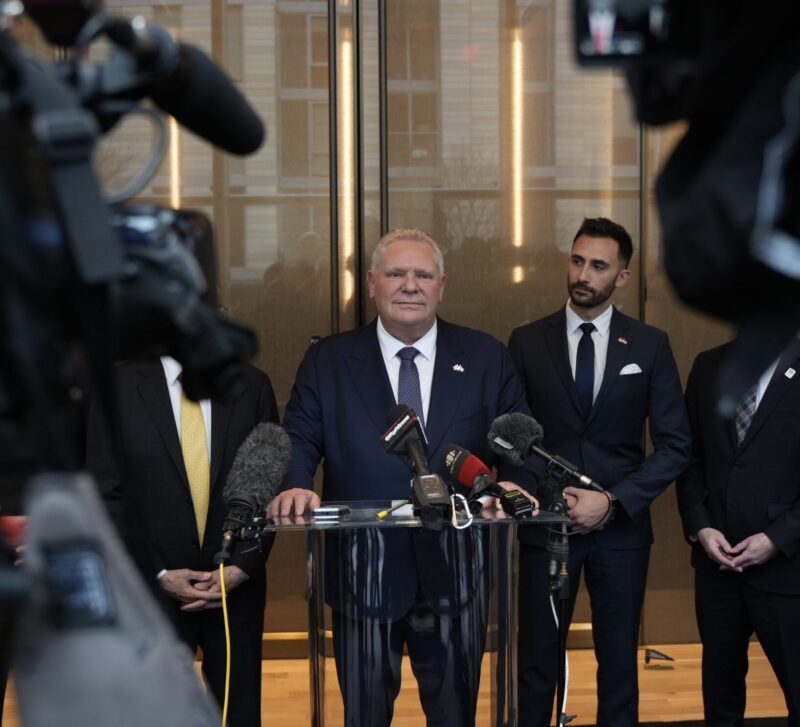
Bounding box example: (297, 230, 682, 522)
(0, 2, 263, 476)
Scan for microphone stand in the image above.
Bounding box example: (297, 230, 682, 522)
(543, 464, 573, 727)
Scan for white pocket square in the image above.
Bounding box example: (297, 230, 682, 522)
(620, 363, 642, 375)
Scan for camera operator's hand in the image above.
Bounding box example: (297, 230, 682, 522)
(181, 565, 249, 612)
(267, 488, 320, 518)
(159, 568, 218, 604)
(563, 486, 611, 530)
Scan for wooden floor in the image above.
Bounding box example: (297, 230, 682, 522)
(2, 643, 787, 725)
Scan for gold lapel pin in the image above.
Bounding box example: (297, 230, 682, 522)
(617, 337, 628, 345)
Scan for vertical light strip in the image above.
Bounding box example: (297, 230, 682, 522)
(340, 24, 355, 303)
(169, 116, 181, 209)
(511, 29, 523, 251)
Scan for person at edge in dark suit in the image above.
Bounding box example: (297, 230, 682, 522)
(267, 227, 537, 727)
(85, 358, 279, 727)
(507, 217, 691, 727)
(677, 337, 800, 727)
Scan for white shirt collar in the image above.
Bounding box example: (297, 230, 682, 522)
(160, 356, 183, 385)
(376, 317, 438, 360)
(565, 301, 614, 337)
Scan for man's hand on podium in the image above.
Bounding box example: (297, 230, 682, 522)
(267, 488, 321, 518)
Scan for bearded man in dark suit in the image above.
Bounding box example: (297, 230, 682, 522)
(508, 217, 690, 727)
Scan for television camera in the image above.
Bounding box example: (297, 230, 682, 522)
(574, 0, 800, 412)
(0, 0, 268, 722)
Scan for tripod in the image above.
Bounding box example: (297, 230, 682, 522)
(542, 464, 574, 727)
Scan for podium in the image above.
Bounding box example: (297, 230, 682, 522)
(263, 503, 566, 726)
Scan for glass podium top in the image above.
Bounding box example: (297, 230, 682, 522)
(259, 500, 570, 531)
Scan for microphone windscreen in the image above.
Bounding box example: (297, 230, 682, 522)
(487, 413, 544, 466)
(223, 422, 291, 504)
(150, 44, 265, 156)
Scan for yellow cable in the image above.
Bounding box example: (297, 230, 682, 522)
(220, 564, 231, 727)
(376, 499, 409, 519)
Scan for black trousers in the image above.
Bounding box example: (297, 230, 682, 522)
(170, 591, 265, 727)
(331, 588, 488, 727)
(518, 538, 650, 727)
(695, 568, 800, 727)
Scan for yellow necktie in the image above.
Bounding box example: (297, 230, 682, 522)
(180, 390, 210, 544)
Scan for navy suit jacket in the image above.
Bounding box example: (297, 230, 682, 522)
(508, 307, 691, 549)
(282, 317, 528, 619)
(677, 340, 800, 594)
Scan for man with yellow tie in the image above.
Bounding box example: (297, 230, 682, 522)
(85, 356, 280, 727)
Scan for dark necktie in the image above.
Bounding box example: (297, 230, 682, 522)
(734, 384, 759, 445)
(575, 322, 596, 417)
(397, 346, 425, 429)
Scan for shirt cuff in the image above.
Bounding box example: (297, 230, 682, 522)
(156, 569, 167, 580)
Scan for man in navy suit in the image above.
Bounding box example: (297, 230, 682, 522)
(508, 217, 690, 727)
(268, 228, 534, 727)
(678, 339, 800, 727)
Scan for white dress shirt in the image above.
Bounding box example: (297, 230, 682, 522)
(565, 302, 614, 403)
(754, 358, 780, 410)
(376, 318, 437, 424)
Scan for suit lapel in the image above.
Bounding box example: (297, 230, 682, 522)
(210, 395, 234, 494)
(545, 310, 583, 417)
(737, 338, 800, 452)
(425, 320, 467, 456)
(587, 309, 633, 425)
(347, 321, 397, 437)
(135, 360, 188, 487)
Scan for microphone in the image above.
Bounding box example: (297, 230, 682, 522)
(487, 412, 604, 492)
(382, 404, 430, 475)
(214, 422, 291, 565)
(382, 405, 451, 530)
(105, 17, 266, 155)
(441, 444, 533, 519)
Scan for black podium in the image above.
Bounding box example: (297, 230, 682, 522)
(264, 503, 566, 726)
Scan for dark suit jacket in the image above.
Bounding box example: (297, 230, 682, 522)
(282, 317, 529, 619)
(85, 360, 280, 621)
(508, 307, 691, 549)
(677, 340, 800, 594)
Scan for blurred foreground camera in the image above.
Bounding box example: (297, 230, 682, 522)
(0, 0, 269, 720)
(0, 0, 266, 474)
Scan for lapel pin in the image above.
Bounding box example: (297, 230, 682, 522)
(452, 364, 464, 373)
(617, 337, 628, 345)
(786, 368, 796, 379)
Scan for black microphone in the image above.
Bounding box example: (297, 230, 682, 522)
(382, 405, 451, 530)
(105, 17, 265, 155)
(441, 443, 533, 519)
(382, 404, 430, 476)
(214, 422, 291, 565)
(487, 412, 604, 492)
